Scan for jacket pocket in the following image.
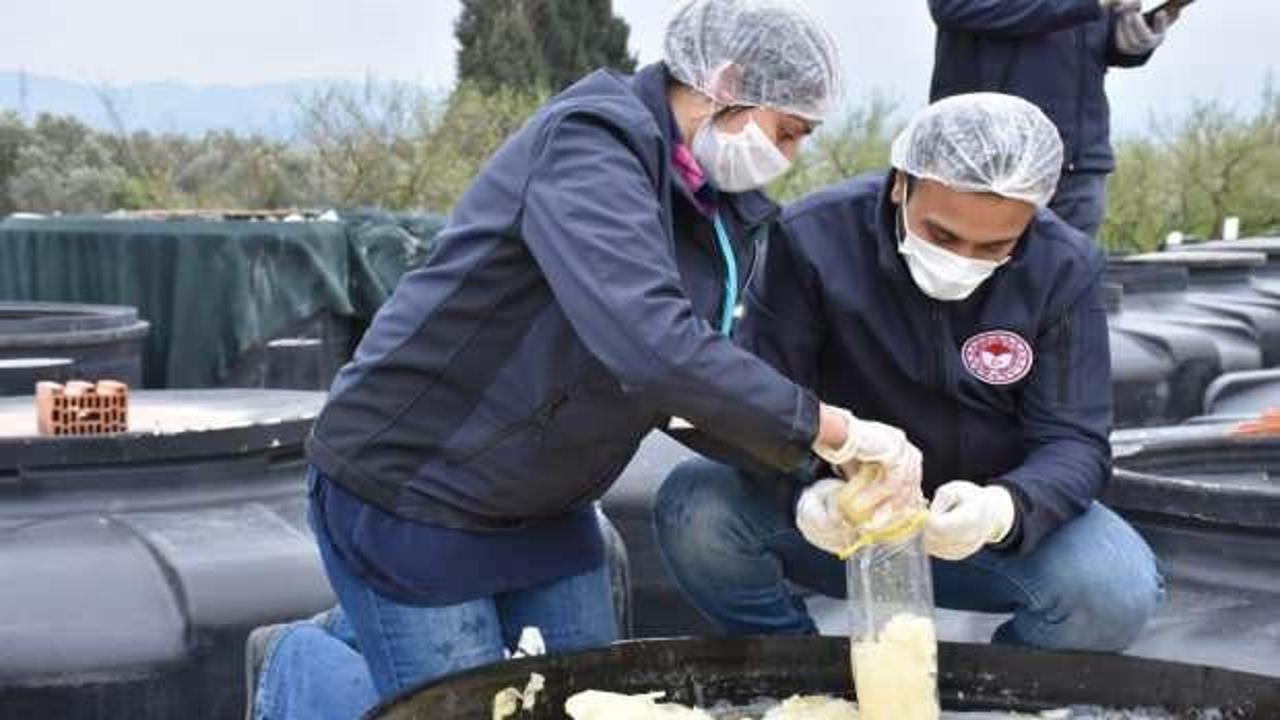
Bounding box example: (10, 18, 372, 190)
(448, 392, 569, 465)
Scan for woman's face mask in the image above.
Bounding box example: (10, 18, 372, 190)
(897, 186, 1009, 302)
(692, 108, 792, 193)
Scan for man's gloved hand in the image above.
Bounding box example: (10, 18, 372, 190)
(796, 478, 861, 555)
(1113, 2, 1171, 56)
(812, 409, 923, 522)
(923, 481, 1017, 561)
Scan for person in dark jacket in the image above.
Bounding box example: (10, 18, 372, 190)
(928, 0, 1179, 238)
(654, 94, 1164, 651)
(242, 2, 930, 719)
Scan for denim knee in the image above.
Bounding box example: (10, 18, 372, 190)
(1027, 507, 1165, 651)
(653, 458, 747, 571)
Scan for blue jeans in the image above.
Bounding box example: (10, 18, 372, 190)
(1049, 171, 1109, 239)
(653, 458, 1164, 652)
(252, 501, 618, 720)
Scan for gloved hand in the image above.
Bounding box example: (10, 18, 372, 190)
(811, 409, 923, 521)
(1113, 3, 1170, 56)
(923, 480, 1017, 561)
(796, 478, 861, 555)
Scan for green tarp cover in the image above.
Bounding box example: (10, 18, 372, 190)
(0, 213, 444, 388)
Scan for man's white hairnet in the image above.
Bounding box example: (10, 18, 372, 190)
(891, 93, 1064, 207)
(663, 0, 843, 122)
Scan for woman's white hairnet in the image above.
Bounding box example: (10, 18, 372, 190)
(663, 0, 843, 122)
(891, 93, 1064, 207)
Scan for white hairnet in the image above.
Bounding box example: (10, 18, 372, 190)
(890, 93, 1064, 207)
(663, 0, 843, 122)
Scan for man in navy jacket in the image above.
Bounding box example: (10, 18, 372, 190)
(928, 0, 1179, 238)
(655, 94, 1164, 651)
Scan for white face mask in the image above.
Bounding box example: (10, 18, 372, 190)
(691, 110, 792, 193)
(897, 189, 1009, 302)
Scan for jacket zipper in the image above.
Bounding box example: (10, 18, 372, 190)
(1058, 314, 1074, 404)
(453, 393, 568, 464)
(933, 304, 962, 474)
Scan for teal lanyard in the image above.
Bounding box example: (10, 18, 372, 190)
(712, 211, 739, 336)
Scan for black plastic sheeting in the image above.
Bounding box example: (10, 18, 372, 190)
(369, 636, 1280, 719)
(0, 390, 335, 720)
(0, 301, 149, 390)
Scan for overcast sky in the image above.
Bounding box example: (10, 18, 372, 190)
(0, 0, 1275, 135)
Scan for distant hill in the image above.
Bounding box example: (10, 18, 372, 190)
(0, 71, 365, 139)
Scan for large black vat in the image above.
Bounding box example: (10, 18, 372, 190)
(0, 357, 74, 394)
(1106, 262, 1265, 373)
(1105, 284, 1178, 426)
(1202, 368, 1280, 417)
(1105, 280, 1222, 425)
(369, 636, 1280, 719)
(1111, 251, 1280, 366)
(0, 302, 149, 390)
(1185, 237, 1280, 298)
(223, 310, 354, 391)
(601, 433, 710, 638)
(1108, 423, 1280, 676)
(0, 390, 333, 720)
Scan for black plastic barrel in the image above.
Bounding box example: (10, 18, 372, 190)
(1185, 237, 1280, 298)
(0, 357, 74, 394)
(0, 302, 149, 390)
(1105, 284, 1176, 427)
(223, 311, 354, 391)
(1105, 281, 1223, 425)
(0, 390, 333, 720)
(1108, 423, 1280, 676)
(1112, 251, 1280, 366)
(1106, 262, 1266, 373)
(601, 433, 709, 638)
(369, 636, 1280, 719)
(1202, 368, 1280, 417)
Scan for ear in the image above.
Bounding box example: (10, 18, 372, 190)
(890, 171, 906, 206)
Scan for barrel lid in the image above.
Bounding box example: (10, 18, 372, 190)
(0, 357, 74, 370)
(1104, 262, 1190, 292)
(1110, 423, 1280, 530)
(0, 389, 323, 472)
(0, 302, 141, 334)
(1117, 250, 1267, 269)
(1186, 237, 1280, 258)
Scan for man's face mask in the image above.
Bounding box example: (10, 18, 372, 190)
(692, 108, 792, 193)
(897, 184, 1009, 302)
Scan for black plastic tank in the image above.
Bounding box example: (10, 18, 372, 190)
(1108, 423, 1280, 676)
(1105, 282, 1223, 425)
(1105, 284, 1175, 427)
(601, 432, 710, 638)
(0, 357, 74, 395)
(1202, 368, 1280, 418)
(1185, 236, 1280, 298)
(0, 390, 334, 720)
(223, 311, 355, 391)
(0, 302, 149, 389)
(1111, 251, 1280, 366)
(370, 636, 1280, 719)
(1105, 262, 1265, 373)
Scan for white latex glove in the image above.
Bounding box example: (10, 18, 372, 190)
(812, 410, 923, 517)
(923, 481, 1017, 561)
(1113, 5, 1169, 56)
(796, 479, 861, 555)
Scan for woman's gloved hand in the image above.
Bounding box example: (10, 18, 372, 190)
(812, 408, 923, 523)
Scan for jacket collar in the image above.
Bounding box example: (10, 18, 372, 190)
(630, 62, 779, 229)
